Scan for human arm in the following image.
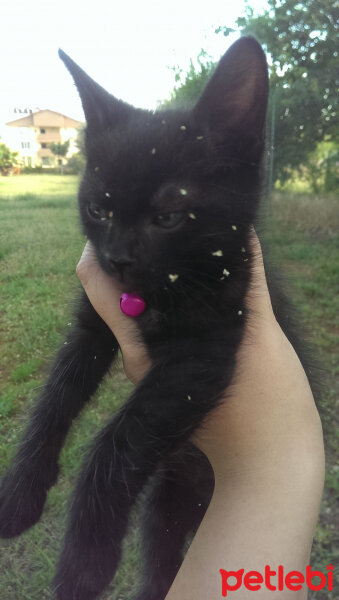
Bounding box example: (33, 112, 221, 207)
(76, 237, 325, 599)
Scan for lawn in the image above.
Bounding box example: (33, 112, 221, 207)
(0, 175, 338, 599)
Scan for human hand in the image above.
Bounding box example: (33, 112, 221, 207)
(76, 241, 151, 384)
(167, 233, 325, 599)
(75, 232, 272, 386)
(76, 234, 323, 471)
(76, 234, 325, 599)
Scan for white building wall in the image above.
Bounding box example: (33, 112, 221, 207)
(2, 126, 39, 166)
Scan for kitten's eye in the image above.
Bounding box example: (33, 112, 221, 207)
(154, 212, 185, 229)
(88, 203, 109, 221)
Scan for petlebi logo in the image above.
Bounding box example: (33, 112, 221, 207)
(219, 564, 335, 596)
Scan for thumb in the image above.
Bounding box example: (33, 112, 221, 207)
(76, 241, 151, 382)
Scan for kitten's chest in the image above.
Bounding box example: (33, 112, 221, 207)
(137, 285, 244, 357)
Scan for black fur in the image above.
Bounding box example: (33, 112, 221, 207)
(0, 38, 317, 599)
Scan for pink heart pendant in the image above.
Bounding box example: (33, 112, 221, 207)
(120, 293, 146, 317)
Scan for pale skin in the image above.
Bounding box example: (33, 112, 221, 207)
(76, 234, 325, 599)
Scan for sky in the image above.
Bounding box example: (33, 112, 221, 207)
(1, 0, 268, 129)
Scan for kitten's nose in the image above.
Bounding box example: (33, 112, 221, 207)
(108, 257, 133, 277)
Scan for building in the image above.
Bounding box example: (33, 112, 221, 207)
(4, 109, 83, 168)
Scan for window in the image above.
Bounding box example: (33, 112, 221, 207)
(21, 142, 30, 149)
(41, 143, 47, 149)
(42, 157, 50, 165)
(40, 128, 46, 134)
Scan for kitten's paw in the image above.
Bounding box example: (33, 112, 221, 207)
(0, 484, 46, 538)
(53, 540, 121, 600)
(53, 564, 113, 600)
(0, 464, 59, 537)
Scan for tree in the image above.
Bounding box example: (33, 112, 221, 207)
(49, 140, 70, 174)
(217, 0, 339, 183)
(63, 126, 86, 174)
(161, 51, 215, 108)
(0, 142, 19, 175)
(305, 141, 339, 193)
(66, 152, 85, 174)
(74, 125, 85, 155)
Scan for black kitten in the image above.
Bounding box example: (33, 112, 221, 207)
(0, 37, 314, 600)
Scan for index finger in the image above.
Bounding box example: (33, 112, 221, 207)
(246, 229, 275, 321)
(76, 241, 147, 353)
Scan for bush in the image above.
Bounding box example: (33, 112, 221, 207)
(0, 142, 19, 175)
(65, 153, 85, 174)
(22, 166, 60, 175)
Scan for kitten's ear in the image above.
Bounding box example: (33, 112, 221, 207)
(58, 49, 132, 132)
(194, 36, 268, 140)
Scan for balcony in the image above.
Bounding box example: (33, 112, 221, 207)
(37, 132, 61, 144)
(38, 148, 53, 158)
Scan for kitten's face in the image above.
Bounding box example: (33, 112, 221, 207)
(78, 111, 257, 295)
(60, 38, 268, 296)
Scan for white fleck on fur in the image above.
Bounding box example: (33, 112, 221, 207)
(108, 211, 114, 218)
(168, 274, 179, 283)
(212, 250, 223, 257)
(180, 125, 187, 130)
(196, 135, 204, 140)
(232, 225, 237, 231)
(188, 212, 196, 219)
(151, 148, 156, 155)
(105, 192, 111, 198)
(223, 268, 230, 277)
(180, 188, 188, 196)
(238, 310, 243, 315)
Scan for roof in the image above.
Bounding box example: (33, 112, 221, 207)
(6, 109, 82, 128)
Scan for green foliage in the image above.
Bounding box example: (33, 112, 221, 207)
(162, 50, 215, 108)
(0, 142, 19, 175)
(323, 147, 339, 192)
(66, 152, 85, 174)
(49, 140, 70, 158)
(217, 0, 339, 183)
(22, 166, 67, 174)
(49, 140, 70, 174)
(304, 141, 339, 193)
(74, 125, 86, 155)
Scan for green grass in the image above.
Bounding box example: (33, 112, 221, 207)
(0, 176, 338, 599)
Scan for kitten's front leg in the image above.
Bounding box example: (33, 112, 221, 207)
(53, 347, 235, 600)
(0, 293, 117, 538)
